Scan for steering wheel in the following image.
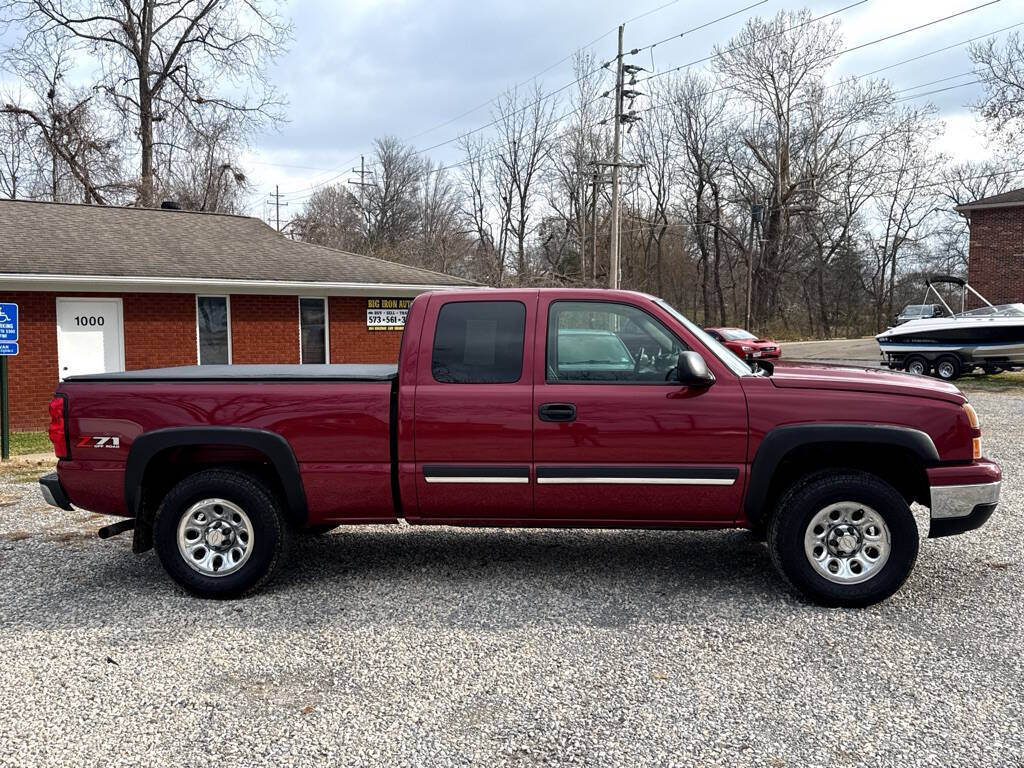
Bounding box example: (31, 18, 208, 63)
(633, 346, 645, 376)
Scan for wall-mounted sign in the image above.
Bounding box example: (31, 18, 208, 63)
(366, 297, 411, 331)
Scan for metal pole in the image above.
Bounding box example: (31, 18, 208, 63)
(591, 172, 599, 284)
(746, 204, 755, 330)
(608, 24, 624, 290)
(1, 355, 9, 461)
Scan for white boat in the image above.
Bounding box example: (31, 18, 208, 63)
(876, 276, 1024, 380)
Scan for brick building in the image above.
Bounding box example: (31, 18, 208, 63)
(0, 199, 477, 430)
(957, 187, 1024, 304)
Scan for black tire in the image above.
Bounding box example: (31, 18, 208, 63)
(934, 354, 962, 381)
(767, 470, 919, 608)
(982, 365, 1004, 375)
(903, 355, 929, 376)
(153, 469, 290, 599)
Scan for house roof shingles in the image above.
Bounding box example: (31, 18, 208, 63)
(955, 186, 1024, 212)
(0, 199, 476, 287)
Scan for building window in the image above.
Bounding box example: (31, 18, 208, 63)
(299, 297, 328, 364)
(196, 295, 230, 365)
(431, 301, 526, 383)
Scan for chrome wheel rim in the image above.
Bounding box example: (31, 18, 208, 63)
(907, 360, 926, 375)
(937, 361, 955, 379)
(803, 502, 891, 585)
(177, 498, 254, 577)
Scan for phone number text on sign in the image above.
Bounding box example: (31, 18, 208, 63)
(366, 298, 410, 331)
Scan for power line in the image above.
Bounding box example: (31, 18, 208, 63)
(276, 0, 696, 200)
(612, 166, 1024, 237)
(432, 0, 877, 176)
(894, 78, 981, 102)
(278, 0, 781, 202)
(635, 13, 1014, 117)
(281, 1, 1005, 204)
(401, 0, 689, 145)
(633, 0, 870, 86)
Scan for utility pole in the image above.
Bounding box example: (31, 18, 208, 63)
(591, 171, 601, 284)
(609, 25, 625, 291)
(269, 185, 289, 232)
(599, 26, 644, 290)
(746, 201, 763, 329)
(348, 155, 374, 237)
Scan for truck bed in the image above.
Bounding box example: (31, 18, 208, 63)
(66, 364, 399, 382)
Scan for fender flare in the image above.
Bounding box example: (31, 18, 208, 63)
(744, 423, 939, 522)
(124, 427, 308, 525)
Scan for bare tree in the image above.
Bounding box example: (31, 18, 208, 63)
(489, 84, 558, 283)
(363, 135, 422, 254)
(0, 0, 290, 207)
(970, 31, 1024, 151)
(2, 32, 123, 202)
(713, 9, 844, 322)
(158, 114, 247, 212)
(542, 51, 608, 283)
(417, 159, 469, 274)
(0, 110, 32, 198)
(292, 183, 364, 252)
(866, 106, 944, 330)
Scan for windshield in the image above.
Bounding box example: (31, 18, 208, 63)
(656, 300, 753, 377)
(558, 333, 633, 366)
(721, 329, 757, 341)
(957, 303, 1024, 318)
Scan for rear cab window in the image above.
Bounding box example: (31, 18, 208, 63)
(431, 301, 526, 384)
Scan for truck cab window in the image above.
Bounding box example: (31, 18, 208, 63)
(547, 301, 687, 383)
(432, 301, 526, 383)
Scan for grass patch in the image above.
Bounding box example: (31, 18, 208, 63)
(10, 431, 51, 456)
(957, 370, 1024, 394)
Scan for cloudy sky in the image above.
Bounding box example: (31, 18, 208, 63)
(9, 0, 1012, 218)
(241, 0, 1014, 223)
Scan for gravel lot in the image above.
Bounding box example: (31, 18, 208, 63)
(1, 391, 1021, 768)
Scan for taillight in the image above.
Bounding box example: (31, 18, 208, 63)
(48, 395, 69, 459)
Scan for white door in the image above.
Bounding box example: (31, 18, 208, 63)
(56, 298, 125, 380)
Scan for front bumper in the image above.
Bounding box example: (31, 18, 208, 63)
(39, 472, 74, 511)
(928, 480, 1000, 538)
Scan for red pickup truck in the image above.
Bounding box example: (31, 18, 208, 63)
(39, 289, 1000, 607)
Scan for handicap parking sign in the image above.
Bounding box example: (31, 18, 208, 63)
(0, 303, 16, 344)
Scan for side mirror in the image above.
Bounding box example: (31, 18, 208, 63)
(672, 350, 715, 387)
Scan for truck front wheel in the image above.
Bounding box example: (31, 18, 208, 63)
(767, 471, 919, 607)
(153, 469, 290, 599)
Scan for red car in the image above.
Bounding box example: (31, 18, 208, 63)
(40, 288, 998, 607)
(705, 327, 781, 360)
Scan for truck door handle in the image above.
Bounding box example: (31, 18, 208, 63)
(538, 403, 576, 422)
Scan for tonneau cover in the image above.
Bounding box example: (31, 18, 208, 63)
(65, 364, 398, 382)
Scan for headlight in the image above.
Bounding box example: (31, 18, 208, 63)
(963, 403, 982, 459)
(963, 403, 980, 429)
(741, 345, 753, 352)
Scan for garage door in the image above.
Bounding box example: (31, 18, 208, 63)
(56, 298, 125, 380)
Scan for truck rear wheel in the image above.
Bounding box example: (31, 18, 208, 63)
(153, 469, 290, 599)
(767, 471, 919, 607)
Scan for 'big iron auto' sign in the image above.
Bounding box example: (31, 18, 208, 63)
(366, 298, 410, 331)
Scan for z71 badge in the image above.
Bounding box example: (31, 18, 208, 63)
(77, 436, 120, 449)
